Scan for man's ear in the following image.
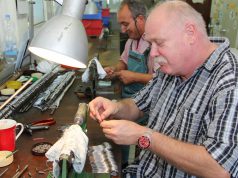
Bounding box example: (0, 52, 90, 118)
(185, 23, 196, 45)
(135, 14, 145, 24)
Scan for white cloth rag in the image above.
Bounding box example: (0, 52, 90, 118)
(82, 57, 106, 82)
(45, 125, 88, 177)
(36, 60, 59, 74)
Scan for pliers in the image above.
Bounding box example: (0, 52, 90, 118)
(25, 118, 56, 135)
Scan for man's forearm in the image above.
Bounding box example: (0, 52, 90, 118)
(114, 99, 142, 121)
(150, 132, 230, 178)
(115, 60, 127, 71)
(132, 72, 153, 84)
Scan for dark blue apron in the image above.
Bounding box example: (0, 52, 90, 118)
(122, 41, 150, 98)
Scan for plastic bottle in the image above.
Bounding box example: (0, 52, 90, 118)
(3, 14, 18, 63)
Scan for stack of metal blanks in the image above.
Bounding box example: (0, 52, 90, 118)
(88, 142, 118, 176)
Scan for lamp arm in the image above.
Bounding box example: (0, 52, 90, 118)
(62, 0, 87, 19)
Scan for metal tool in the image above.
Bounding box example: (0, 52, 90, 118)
(59, 152, 75, 178)
(76, 57, 98, 99)
(25, 125, 49, 135)
(89, 59, 98, 98)
(11, 165, 28, 178)
(76, 54, 116, 99)
(24, 118, 56, 135)
(74, 103, 88, 125)
(0, 168, 8, 177)
(6, 149, 19, 159)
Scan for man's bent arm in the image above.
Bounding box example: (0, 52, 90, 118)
(149, 132, 230, 178)
(115, 60, 127, 71)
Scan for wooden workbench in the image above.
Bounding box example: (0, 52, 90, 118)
(0, 76, 122, 177)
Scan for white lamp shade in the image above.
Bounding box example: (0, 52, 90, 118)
(29, 15, 88, 68)
(29, 0, 89, 68)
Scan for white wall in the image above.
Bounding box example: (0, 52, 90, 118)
(109, 0, 121, 12)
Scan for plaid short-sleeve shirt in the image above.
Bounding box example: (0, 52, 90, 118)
(131, 37, 238, 178)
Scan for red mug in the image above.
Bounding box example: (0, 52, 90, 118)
(0, 119, 24, 151)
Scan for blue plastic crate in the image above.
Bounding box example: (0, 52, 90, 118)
(102, 16, 110, 27)
(94, 1, 102, 11)
(82, 12, 102, 20)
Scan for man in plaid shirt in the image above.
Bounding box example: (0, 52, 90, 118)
(89, 1, 238, 177)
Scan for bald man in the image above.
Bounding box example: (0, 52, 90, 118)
(89, 1, 238, 177)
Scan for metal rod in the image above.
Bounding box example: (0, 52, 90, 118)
(0, 168, 8, 177)
(62, 159, 67, 178)
(11, 165, 28, 178)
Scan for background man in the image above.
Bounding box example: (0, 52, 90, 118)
(104, 0, 158, 98)
(89, 1, 238, 177)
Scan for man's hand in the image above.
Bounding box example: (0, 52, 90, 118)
(88, 97, 118, 123)
(104, 66, 116, 79)
(115, 70, 136, 84)
(100, 120, 146, 145)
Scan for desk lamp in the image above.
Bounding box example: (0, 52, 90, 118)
(28, 0, 88, 68)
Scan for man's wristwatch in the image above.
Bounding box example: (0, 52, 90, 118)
(138, 129, 153, 149)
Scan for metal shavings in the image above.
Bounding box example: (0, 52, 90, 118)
(32, 143, 51, 154)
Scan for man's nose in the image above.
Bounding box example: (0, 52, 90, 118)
(150, 43, 159, 58)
